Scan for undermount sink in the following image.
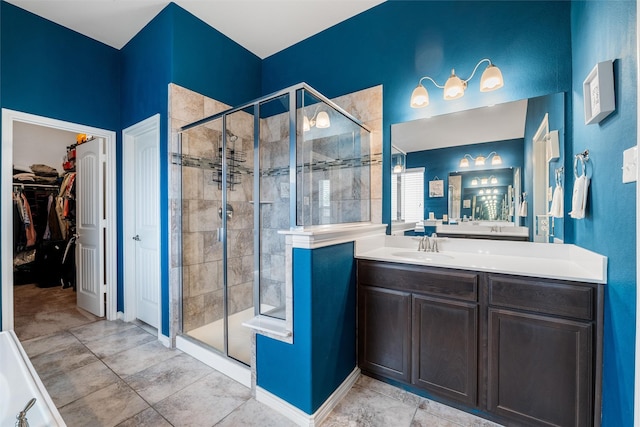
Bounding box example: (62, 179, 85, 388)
(391, 251, 454, 262)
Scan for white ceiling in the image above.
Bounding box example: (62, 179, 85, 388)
(391, 99, 529, 153)
(5, 0, 385, 58)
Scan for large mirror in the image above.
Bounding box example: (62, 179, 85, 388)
(391, 93, 565, 243)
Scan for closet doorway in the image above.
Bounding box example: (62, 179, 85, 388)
(1, 109, 117, 332)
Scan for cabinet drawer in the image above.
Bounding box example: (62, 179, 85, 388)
(488, 274, 595, 321)
(358, 260, 478, 302)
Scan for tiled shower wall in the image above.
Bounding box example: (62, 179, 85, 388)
(168, 83, 382, 341)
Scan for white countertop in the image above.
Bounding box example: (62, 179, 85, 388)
(355, 235, 607, 284)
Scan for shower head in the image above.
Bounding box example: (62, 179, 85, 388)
(226, 130, 238, 142)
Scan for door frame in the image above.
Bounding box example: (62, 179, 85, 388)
(1, 109, 117, 330)
(635, 1, 639, 424)
(532, 114, 550, 243)
(122, 114, 161, 337)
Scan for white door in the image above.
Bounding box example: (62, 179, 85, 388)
(76, 138, 105, 317)
(123, 115, 160, 329)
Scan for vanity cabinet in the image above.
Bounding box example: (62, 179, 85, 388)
(356, 260, 603, 427)
(358, 285, 411, 382)
(412, 295, 478, 406)
(357, 260, 479, 406)
(486, 274, 600, 427)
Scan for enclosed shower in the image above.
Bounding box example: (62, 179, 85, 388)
(176, 84, 372, 366)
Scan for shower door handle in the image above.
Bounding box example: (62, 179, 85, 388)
(132, 234, 141, 241)
(217, 228, 225, 242)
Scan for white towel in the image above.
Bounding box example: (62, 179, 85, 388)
(518, 200, 528, 217)
(569, 175, 589, 219)
(548, 186, 563, 218)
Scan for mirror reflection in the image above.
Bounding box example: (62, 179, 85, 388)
(391, 93, 565, 243)
(451, 167, 514, 222)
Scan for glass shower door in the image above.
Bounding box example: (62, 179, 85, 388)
(224, 107, 254, 365)
(180, 109, 253, 366)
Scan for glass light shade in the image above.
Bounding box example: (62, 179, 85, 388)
(443, 71, 465, 100)
(479, 189, 485, 195)
(481, 178, 488, 185)
(410, 84, 430, 108)
(491, 153, 502, 165)
(393, 164, 403, 174)
(471, 178, 478, 186)
(303, 115, 311, 132)
(480, 64, 504, 92)
(490, 176, 498, 184)
(493, 188, 499, 194)
(475, 155, 486, 166)
(459, 157, 470, 168)
(315, 111, 330, 128)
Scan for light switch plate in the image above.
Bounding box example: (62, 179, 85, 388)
(622, 146, 637, 183)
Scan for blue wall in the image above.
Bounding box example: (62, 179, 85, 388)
(262, 0, 572, 231)
(570, 2, 637, 426)
(406, 139, 524, 220)
(119, 4, 174, 335)
(257, 243, 356, 414)
(172, 6, 261, 107)
(0, 2, 121, 129)
(119, 3, 262, 336)
(0, 2, 636, 423)
(263, 1, 634, 423)
(0, 1, 262, 335)
(0, 1, 121, 329)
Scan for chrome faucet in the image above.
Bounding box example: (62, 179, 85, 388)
(417, 234, 439, 252)
(430, 233, 439, 252)
(418, 235, 428, 251)
(16, 398, 36, 427)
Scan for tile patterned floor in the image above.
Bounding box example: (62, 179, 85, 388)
(14, 284, 503, 426)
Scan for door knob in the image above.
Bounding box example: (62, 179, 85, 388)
(133, 235, 141, 241)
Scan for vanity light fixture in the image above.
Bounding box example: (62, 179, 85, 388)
(493, 188, 499, 194)
(489, 176, 499, 184)
(471, 177, 479, 186)
(410, 58, 504, 108)
(459, 151, 502, 168)
(303, 107, 331, 131)
(392, 147, 406, 174)
(479, 189, 485, 195)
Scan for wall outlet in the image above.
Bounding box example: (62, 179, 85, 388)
(622, 146, 637, 183)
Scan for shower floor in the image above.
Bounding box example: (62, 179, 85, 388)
(186, 307, 254, 366)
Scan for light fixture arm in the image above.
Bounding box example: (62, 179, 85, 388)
(418, 75, 445, 89)
(461, 58, 492, 84)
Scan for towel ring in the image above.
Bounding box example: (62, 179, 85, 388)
(555, 167, 564, 188)
(574, 150, 589, 178)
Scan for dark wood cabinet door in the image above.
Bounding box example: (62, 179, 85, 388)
(488, 308, 593, 427)
(358, 285, 411, 382)
(412, 294, 478, 406)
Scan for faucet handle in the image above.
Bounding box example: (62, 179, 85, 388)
(16, 398, 36, 427)
(430, 233, 439, 252)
